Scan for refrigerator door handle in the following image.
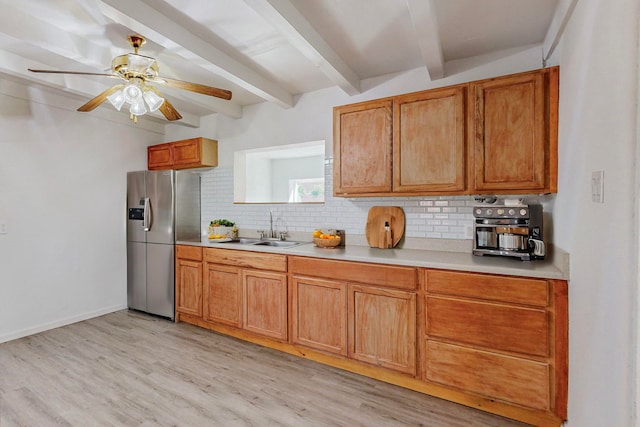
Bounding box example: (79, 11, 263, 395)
(143, 197, 151, 231)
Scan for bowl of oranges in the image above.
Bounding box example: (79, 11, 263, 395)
(312, 229, 342, 248)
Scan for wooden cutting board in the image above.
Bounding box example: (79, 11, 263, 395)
(365, 206, 405, 248)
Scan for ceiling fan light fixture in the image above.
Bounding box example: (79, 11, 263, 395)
(106, 89, 125, 111)
(143, 88, 164, 112)
(29, 34, 230, 123)
(123, 83, 143, 104)
(129, 98, 147, 116)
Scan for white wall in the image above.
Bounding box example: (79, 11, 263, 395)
(551, 0, 639, 425)
(0, 82, 163, 342)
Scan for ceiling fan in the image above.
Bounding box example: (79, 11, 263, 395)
(28, 34, 232, 122)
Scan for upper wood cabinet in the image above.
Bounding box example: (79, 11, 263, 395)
(148, 137, 218, 170)
(470, 67, 558, 194)
(148, 143, 173, 170)
(333, 67, 559, 196)
(393, 85, 466, 193)
(333, 99, 393, 194)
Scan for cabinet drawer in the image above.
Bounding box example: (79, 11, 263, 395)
(426, 296, 548, 356)
(176, 245, 203, 261)
(290, 256, 416, 290)
(425, 269, 548, 307)
(205, 248, 287, 272)
(426, 340, 550, 411)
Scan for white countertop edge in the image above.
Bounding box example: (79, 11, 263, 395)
(177, 238, 569, 281)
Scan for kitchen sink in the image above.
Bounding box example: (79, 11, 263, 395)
(252, 240, 305, 248)
(219, 238, 305, 248)
(234, 238, 262, 245)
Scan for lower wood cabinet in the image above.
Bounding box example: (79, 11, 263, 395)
(201, 248, 287, 339)
(203, 263, 242, 327)
(175, 245, 203, 320)
(176, 247, 568, 427)
(422, 269, 568, 421)
(426, 340, 550, 410)
(348, 284, 416, 375)
(243, 269, 287, 340)
(291, 276, 347, 356)
(289, 256, 417, 374)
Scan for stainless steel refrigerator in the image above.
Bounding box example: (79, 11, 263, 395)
(126, 170, 200, 320)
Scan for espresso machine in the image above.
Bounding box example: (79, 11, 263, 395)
(473, 200, 545, 261)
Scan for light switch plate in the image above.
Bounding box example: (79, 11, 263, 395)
(0, 220, 7, 234)
(591, 171, 604, 203)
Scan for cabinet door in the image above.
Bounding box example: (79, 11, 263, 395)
(291, 276, 347, 356)
(148, 143, 173, 170)
(471, 69, 552, 192)
(172, 138, 202, 167)
(333, 100, 393, 195)
(348, 284, 416, 375)
(243, 270, 287, 340)
(394, 86, 466, 193)
(203, 263, 242, 327)
(175, 258, 203, 318)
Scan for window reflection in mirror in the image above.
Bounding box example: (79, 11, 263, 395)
(234, 140, 325, 203)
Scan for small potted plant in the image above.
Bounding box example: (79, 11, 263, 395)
(208, 219, 238, 240)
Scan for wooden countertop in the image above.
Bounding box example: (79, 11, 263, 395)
(177, 238, 569, 280)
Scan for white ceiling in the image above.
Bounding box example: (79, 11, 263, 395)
(0, 0, 563, 127)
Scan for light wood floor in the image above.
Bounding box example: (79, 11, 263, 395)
(0, 310, 530, 426)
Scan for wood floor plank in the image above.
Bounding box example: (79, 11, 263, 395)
(0, 310, 530, 426)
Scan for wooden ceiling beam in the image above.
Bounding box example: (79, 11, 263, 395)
(542, 0, 579, 65)
(99, 0, 294, 109)
(406, 0, 445, 81)
(0, 2, 228, 124)
(243, 0, 361, 96)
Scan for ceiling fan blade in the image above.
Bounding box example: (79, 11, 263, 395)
(149, 87, 182, 121)
(77, 84, 125, 112)
(28, 68, 121, 79)
(151, 76, 232, 100)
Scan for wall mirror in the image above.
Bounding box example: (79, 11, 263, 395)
(234, 140, 326, 203)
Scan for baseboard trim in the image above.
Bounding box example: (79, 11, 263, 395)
(0, 304, 127, 344)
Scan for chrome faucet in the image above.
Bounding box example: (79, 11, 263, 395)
(269, 210, 276, 238)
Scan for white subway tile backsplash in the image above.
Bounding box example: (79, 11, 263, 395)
(199, 164, 484, 240)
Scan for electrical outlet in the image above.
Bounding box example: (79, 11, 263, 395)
(591, 171, 604, 203)
(0, 220, 7, 234)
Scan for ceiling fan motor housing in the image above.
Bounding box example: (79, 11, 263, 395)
(127, 34, 146, 53)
